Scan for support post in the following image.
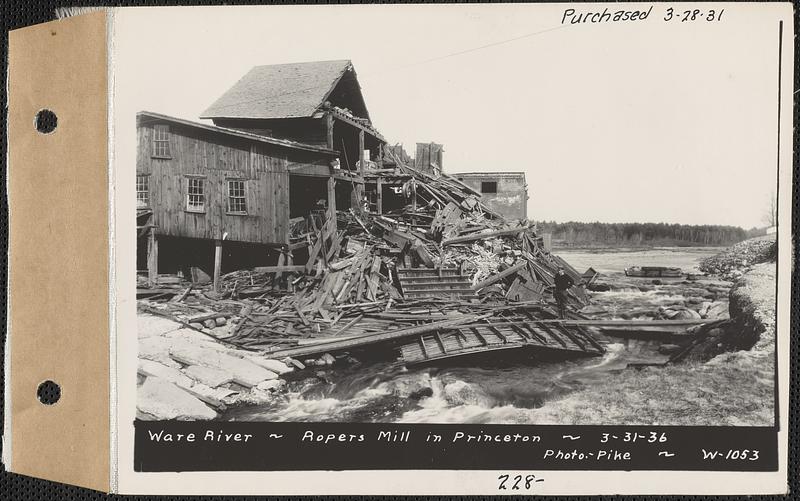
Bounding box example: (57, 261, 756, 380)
(147, 229, 158, 288)
(377, 143, 384, 169)
(327, 176, 337, 232)
(376, 177, 383, 215)
(213, 239, 222, 293)
(326, 113, 334, 150)
(358, 129, 365, 176)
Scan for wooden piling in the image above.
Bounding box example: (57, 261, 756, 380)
(213, 239, 222, 293)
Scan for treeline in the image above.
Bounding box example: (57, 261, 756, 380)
(535, 221, 752, 247)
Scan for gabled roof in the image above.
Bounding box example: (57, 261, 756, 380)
(137, 111, 338, 156)
(200, 60, 370, 121)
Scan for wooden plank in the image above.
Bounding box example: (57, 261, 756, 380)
(442, 225, 529, 246)
(266, 314, 488, 360)
(472, 261, 527, 291)
(253, 265, 306, 273)
(147, 231, 158, 288)
(213, 239, 222, 293)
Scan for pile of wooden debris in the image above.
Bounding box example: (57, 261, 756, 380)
(138, 156, 600, 368)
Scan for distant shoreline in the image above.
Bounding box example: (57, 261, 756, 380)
(553, 244, 728, 253)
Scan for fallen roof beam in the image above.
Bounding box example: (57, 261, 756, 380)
(442, 225, 530, 246)
(471, 261, 528, 291)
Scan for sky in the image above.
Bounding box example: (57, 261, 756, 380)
(113, 4, 785, 228)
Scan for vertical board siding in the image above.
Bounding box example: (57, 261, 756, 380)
(137, 120, 331, 245)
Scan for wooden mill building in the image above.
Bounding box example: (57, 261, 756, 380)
(138, 60, 390, 288)
(136, 111, 342, 286)
(201, 59, 386, 206)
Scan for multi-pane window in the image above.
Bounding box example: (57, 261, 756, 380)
(186, 177, 205, 212)
(136, 175, 149, 208)
(227, 180, 247, 214)
(153, 124, 171, 158)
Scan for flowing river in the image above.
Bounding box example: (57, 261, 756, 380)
(224, 247, 725, 423)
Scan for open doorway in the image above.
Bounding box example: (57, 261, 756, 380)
(289, 175, 329, 218)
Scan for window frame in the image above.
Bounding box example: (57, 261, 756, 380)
(481, 181, 498, 194)
(185, 175, 206, 214)
(226, 178, 248, 215)
(152, 124, 172, 159)
(136, 174, 150, 208)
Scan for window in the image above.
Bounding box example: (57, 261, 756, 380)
(153, 124, 171, 158)
(227, 179, 247, 214)
(136, 175, 149, 208)
(186, 177, 205, 212)
(481, 181, 497, 194)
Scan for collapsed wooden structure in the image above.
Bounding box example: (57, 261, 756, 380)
(137, 59, 605, 369)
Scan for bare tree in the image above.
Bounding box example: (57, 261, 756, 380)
(762, 191, 777, 227)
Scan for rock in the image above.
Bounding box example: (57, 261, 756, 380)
(658, 344, 682, 355)
(169, 342, 278, 387)
(203, 319, 217, 329)
(246, 357, 293, 375)
(139, 336, 182, 368)
(137, 376, 217, 420)
(215, 317, 227, 327)
(284, 357, 306, 370)
(651, 279, 662, 285)
(138, 359, 194, 387)
(189, 322, 204, 330)
(183, 365, 234, 388)
(182, 382, 238, 409)
(409, 387, 434, 400)
(138, 314, 181, 338)
(256, 379, 286, 392)
(686, 297, 703, 305)
(699, 301, 712, 317)
(706, 301, 729, 319)
(320, 353, 336, 366)
(664, 308, 701, 320)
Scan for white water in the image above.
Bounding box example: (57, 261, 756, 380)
(224, 247, 723, 423)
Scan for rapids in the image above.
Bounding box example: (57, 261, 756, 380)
(223, 247, 724, 423)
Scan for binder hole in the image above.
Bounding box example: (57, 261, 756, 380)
(37, 380, 61, 405)
(35, 109, 58, 134)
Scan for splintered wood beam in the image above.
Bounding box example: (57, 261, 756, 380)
(358, 129, 365, 177)
(252, 265, 306, 273)
(442, 225, 530, 246)
(472, 261, 527, 291)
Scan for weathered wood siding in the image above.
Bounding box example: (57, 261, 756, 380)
(137, 120, 330, 245)
(212, 117, 329, 147)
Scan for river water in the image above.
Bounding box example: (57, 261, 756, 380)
(224, 247, 723, 423)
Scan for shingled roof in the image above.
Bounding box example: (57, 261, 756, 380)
(201, 60, 370, 121)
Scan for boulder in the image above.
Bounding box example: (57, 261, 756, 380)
(137, 376, 217, 420)
(256, 379, 286, 392)
(215, 317, 227, 327)
(138, 359, 193, 387)
(138, 314, 181, 338)
(658, 344, 682, 355)
(664, 308, 701, 320)
(169, 342, 278, 387)
(706, 301, 729, 319)
(246, 357, 293, 375)
(139, 336, 182, 368)
(183, 365, 234, 388)
(182, 382, 238, 409)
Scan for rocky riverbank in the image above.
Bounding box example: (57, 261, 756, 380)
(137, 314, 292, 420)
(526, 259, 777, 426)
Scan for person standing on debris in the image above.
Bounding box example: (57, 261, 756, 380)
(554, 267, 575, 319)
